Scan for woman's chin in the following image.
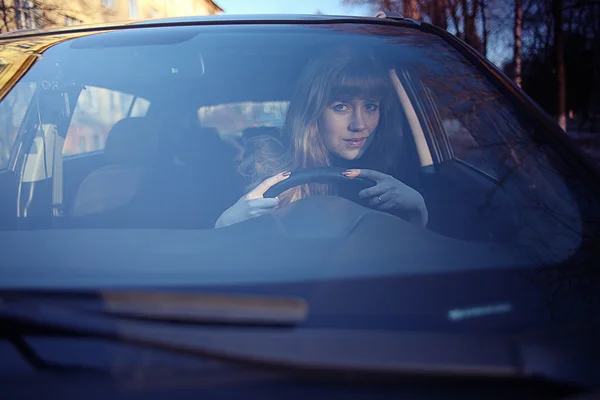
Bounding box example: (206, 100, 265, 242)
(336, 151, 361, 160)
(344, 148, 367, 160)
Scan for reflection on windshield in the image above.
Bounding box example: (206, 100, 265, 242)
(0, 25, 598, 314)
(410, 50, 586, 254)
(405, 48, 600, 324)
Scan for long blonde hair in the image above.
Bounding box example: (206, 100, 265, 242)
(240, 48, 404, 205)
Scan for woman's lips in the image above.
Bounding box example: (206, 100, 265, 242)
(343, 138, 367, 148)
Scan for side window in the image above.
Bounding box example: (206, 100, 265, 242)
(422, 84, 501, 179)
(439, 108, 499, 179)
(198, 101, 289, 138)
(63, 87, 149, 157)
(0, 81, 36, 169)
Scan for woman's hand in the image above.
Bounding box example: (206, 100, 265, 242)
(343, 168, 428, 227)
(215, 171, 290, 228)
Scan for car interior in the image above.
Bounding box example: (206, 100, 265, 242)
(0, 25, 528, 244)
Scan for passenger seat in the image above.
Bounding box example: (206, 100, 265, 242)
(69, 117, 162, 218)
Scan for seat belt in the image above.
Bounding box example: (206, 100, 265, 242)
(52, 90, 72, 217)
(51, 124, 65, 217)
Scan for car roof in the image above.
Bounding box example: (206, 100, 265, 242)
(0, 13, 421, 41)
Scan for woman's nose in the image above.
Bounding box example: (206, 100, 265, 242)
(349, 109, 366, 132)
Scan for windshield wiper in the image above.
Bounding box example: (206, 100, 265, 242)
(0, 291, 595, 392)
(0, 290, 308, 372)
(1, 290, 308, 327)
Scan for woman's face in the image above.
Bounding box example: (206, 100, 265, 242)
(318, 96, 381, 160)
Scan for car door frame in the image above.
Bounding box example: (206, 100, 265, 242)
(11, 80, 83, 226)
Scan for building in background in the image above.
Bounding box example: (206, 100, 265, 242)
(1, 0, 222, 32)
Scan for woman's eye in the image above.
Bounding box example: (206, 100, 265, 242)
(332, 104, 349, 112)
(365, 103, 380, 112)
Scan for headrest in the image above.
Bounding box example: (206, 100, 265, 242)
(176, 126, 232, 165)
(104, 117, 161, 165)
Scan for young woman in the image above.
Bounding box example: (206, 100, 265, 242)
(216, 48, 428, 228)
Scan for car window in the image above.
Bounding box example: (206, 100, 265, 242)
(63, 86, 150, 157)
(406, 50, 588, 258)
(413, 68, 504, 180)
(198, 101, 288, 138)
(0, 81, 36, 169)
(438, 107, 500, 179)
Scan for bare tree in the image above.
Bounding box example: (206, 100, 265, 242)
(462, 0, 482, 50)
(0, 0, 97, 34)
(404, 0, 420, 18)
(514, 0, 523, 87)
(424, 0, 448, 29)
(344, 0, 485, 53)
(481, 0, 488, 56)
(344, 0, 597, 131)
(553, 0, 567, 130)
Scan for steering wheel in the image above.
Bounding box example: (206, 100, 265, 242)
(263, 167, 376, 199)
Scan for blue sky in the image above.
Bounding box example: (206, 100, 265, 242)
(216, 0, 372, 16)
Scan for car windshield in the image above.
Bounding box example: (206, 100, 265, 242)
(0, 22, 599, 328)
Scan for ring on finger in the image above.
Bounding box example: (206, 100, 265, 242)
(377, 195, 383, 204)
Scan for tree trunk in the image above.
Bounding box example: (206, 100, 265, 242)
(448, 0, 463, 39)
(552, 0, 567, 130)
(462, 0, 471, 37)
(0, 0, 11, 32)
(514, 0, 523, 87)
(430, 0, 448, 30)
(403, 0, 420, 19)
(462, 0, 482, 53)
(481, 0, 488, 57)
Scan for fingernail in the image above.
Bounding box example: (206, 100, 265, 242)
(282, 171, 291, 177)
